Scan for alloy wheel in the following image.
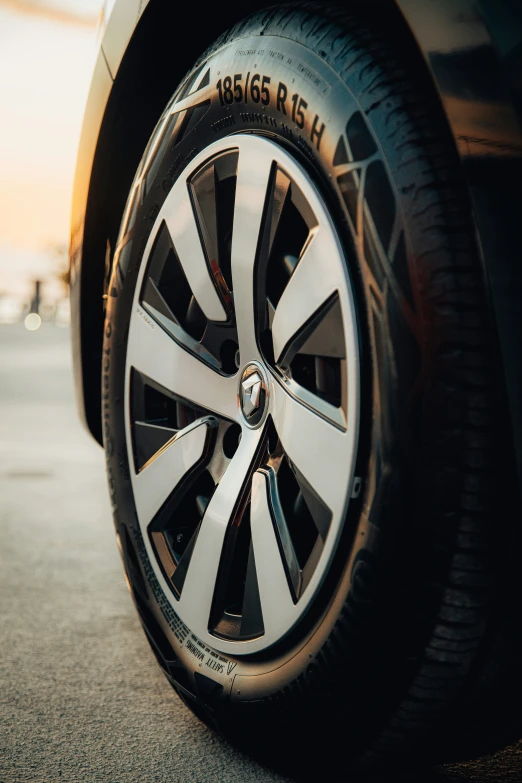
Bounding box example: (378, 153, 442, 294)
(124, 135, 360, 655)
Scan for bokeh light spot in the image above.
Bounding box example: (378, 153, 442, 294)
(24, 313, 42, 331)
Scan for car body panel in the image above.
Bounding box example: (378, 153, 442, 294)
(70, 0, 522, 487)
(101, 0, 147, 78)
(397, 0, 522, 484)
(70, 48, 112, 431)
(70, 50, 111, 269)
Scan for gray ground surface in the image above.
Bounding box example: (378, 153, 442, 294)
(0, 323, 520, 783)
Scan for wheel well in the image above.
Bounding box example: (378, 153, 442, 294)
(78, 0, 398, 444)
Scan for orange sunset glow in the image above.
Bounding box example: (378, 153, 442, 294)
(0, 0, 101, 300)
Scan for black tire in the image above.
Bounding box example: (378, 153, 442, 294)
(103, 2, 522, 775)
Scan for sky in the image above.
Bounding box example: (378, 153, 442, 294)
(0, 0, 102, 301)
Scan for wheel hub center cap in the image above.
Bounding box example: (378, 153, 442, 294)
(239, 362, 269, 428)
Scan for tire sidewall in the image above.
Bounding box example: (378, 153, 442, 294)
(105, 29, 436, 719)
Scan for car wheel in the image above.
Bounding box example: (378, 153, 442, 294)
(102, 3, 522, 774)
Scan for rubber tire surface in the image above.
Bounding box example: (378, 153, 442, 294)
(103, 2, 522, 775)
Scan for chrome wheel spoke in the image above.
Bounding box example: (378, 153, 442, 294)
(250, 471, 295, 633)
(177, 429, 261, 633)
(231, 138, 273, 360)
(271, 382, 348, 520)
(133, 420, 212, 527)
(271, 228, 341, 366)
(163, 178, 227, 323)
(127, 306, 237, 419)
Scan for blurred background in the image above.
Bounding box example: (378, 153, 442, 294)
(0, 0, 101, 327)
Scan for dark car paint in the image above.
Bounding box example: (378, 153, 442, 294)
(397, 0, 522, 486)
(71, 0, 522, 489)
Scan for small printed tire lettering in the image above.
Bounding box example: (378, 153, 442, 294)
(215, 74, 324, 149)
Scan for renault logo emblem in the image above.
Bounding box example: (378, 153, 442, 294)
(241, 372, 263, 416)
(239, 363, 269, 428)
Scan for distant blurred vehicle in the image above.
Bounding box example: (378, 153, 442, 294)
(70, 0, 522, 776)
(39, 302, 56, 323)
(0, 295, 24, 325)
(54, 298, 71, 328)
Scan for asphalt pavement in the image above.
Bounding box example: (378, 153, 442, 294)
(0, 323, 520, 783)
